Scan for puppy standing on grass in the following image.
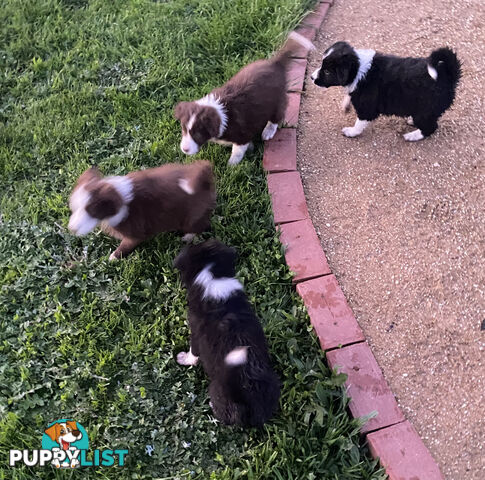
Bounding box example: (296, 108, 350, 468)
(311, 42, 461, 141)
(68, 160, 215, 260)
(174, 240, 280, 427)
(174, 31, 314, 165)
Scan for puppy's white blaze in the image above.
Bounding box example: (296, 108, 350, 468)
(228, 143, 250, 165)
(348, 49, 376, 93)
(187, 113, 196, 131)
(194, 264, 243, 301)
(311, 67, 320, 81)
(403, 129, 425, 141)
(69, 185, 90, 212)
(178, 178, 194, 195)
(180, 132, 199, 155)
(225, 346, 248, 366)
(261, 121, 278, 141)
(427, 64, 438, 80)
(196, 94, 228, 137)
(288, 31, 315, 52)
(106, 204, 129, 227)
(104, 176, 134, 204)
(68, 209, 98, 236)
(322, 47, 334, 60)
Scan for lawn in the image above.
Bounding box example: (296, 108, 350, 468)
(0, 1, 386, 479)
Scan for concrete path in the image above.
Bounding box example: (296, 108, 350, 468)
(298, 1, 485, 479)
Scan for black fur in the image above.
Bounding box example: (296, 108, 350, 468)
(174, 240, 280, 427)
(312, 41, 461, 138)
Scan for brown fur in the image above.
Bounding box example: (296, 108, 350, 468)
(69, 161, 216, 259)
(174, 31, 313, 155)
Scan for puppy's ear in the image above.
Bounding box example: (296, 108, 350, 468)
(200, 108, 220, 139)
(174, 102, 189, 121)
(66, 420, 78, 431)
(76, 166, 102, 187)
(44, 423, 61, 442)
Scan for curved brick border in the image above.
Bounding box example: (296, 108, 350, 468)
(264, 2, 444, 479)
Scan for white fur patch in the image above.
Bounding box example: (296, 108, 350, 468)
(407, 116, 414, 126)
(177, 348, 199, 366)
(262, 121, 278, 141)
(104, 176, 134, 204)
(181, 114, 199, 154)
(228, 143, 250, 165)
(342, 118, 370, 137)
(225, 346, 248, 366)
(68, 186, 99, 235)
(310, 67, 320, 81)
(211, 138, 233, 146)
(181, 132, 199, 155)
(403, 129, 424, 141)
(106, 204, 129, 227)
(288, 31, 315, 52)
(178, 178, 194, 195)
(69, 185, 90, 212)
(196, 94, 228, 138)
(68, 208, 99, 236)
(347, 49, 376, 93)
(194, 264, 243, 301)
(323, 47, 334, 60)
(427, 64, 438, 81)
(341, 94, 352, 112)
(182, 233, 195, 243)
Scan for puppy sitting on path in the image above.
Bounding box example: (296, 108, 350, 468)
(68, 161, 215, 260)
(174, 240, 280, 427)
(175, 31, 314, 165)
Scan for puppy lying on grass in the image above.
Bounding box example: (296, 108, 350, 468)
(68, 161, 215, 260)
(174, 240, 280, 427)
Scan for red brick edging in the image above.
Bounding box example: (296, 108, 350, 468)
(264, 2, 444, 478)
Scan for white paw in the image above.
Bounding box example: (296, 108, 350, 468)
(52, 459, 61, 468)
(177, 351, 199, 366)
(342, 126, 361, 138)
(71, 458, 80, 468)
(109, 251, 119, 261)
(228, 155, 243, 165)
(341, 94, 352, 112)
(261, 122, 278, 141)
(403, 129, 424, 142)
(182, 233, 195, 243)
(406, 116, 414, 126)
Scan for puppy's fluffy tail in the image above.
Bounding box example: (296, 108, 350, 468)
(178, 160, 215, 196)
(271, 31, 314, 68)
(428, 47, 462, 86)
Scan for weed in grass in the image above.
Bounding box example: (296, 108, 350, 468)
(0, 1, 386, 479)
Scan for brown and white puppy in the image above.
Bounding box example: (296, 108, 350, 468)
(174, 31, 314, 165)
(68, 161, 216, 260)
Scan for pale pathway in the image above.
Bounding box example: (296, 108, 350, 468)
(298, 0, 485, 479)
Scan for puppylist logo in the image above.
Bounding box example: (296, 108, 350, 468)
(9, 419, 128, 468)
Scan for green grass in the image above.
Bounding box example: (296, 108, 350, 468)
(0, 1, 386, 478)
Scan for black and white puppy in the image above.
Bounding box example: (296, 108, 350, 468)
(311, 42, 461, 141)
(174, 240, 280, 427)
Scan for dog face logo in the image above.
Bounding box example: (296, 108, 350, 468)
(42, 419, 89, 468)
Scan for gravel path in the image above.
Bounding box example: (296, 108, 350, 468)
(297, 1, 485, 478)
